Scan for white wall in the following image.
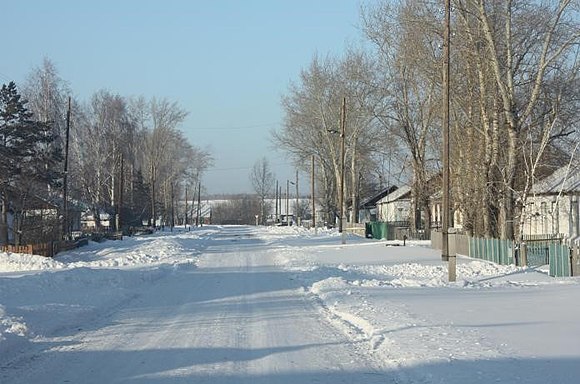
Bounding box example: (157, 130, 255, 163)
(523, 193, 580, 239)
(377, 200, 410, 222)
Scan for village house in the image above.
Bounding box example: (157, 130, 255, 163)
(523, 164, 580, 241)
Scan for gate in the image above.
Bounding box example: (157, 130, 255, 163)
(521, 235, 572, 277)
(523, 234, 563, 268)
(526, 244, 550, 267)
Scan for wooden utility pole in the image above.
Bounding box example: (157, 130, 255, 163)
(311, 155, 316, 233)
(295, 170, 299, 226)
(286, 180, 290, 225)
(442, 0, 456, 281)
(118, 153, 124, 232)
(170, 182, 175, 231)
(150, 165, 156, 228)
(197, 181, 202, 226)
(185, 186, 188, 227)
(340, 97, 346, 244)
(62, 96, 71, 240)
(275, 180, 279, 224)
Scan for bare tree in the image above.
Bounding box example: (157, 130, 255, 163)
(275, 51, 380, 225)
(250, 157, 275, 225)
(362, 1, 441, 230)
(139, 98, 187, 226)
(450, 0, 580, 239)
(360, 0, 579, 239)
(22, 58, 70, 144)
(69, 91, 134, 231)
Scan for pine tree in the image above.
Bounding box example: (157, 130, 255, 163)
(0, 81, 62, 244)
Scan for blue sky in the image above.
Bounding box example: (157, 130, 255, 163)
(1, 0, 368, 194)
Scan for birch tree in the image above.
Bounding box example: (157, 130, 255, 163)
(455, 0, 580, 239)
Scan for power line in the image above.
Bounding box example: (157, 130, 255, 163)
(190, 122, 278, 131)
(206, 161, 292, 172)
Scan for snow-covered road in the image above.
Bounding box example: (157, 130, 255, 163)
(1, 226, 391, 383)
(1, 225, 579, 383)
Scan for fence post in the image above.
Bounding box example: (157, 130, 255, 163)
(520, 242, 527, 267)
(572, 243, 579, 277)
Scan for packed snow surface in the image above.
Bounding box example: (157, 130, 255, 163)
(1, 225, 579, 383)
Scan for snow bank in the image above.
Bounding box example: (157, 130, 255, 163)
(0, 228, 204, 362)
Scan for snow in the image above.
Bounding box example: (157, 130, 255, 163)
(1, 225, 579, 383)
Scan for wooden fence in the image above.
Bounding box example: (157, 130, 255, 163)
(1, 242, 57, 257)
(1, 238, 90, 258)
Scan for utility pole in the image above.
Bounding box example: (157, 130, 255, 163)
(118, 153, 124, 232)
(170, 182, 175, 231)
(185, 185, 189, 228)
(295, 170, 299, 226)
(442, 0, 456, 282)
(275, 180, 279, 224)
(311, 155, 316, 234)
(62, 96, 71, 241)
(286, 180, 290, 225)
(340, 97, 346, 245)
(197, 181, 202, 227)
(150, 165, 156, 228)
(286, 179, 290, 226)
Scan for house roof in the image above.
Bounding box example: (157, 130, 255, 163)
(377, 185, 412, 204)
(531, 163, 580, 195)
(360, 185, 398, 208)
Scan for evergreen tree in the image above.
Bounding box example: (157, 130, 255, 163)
(0, 81, 61, 244)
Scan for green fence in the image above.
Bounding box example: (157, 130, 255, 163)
(468, 237, 514, 265)
(548, 243, 571, 277)
(432, 230, 576, 277)
(365, 222, 394, 240)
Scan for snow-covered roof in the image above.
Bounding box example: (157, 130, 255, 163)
(359, 185, 398, 208)
(377, 185, 411, 204)
(531, 164, 580, 195)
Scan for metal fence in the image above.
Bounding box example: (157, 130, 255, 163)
(431, 230, 577, 277)
(548, 243, 572, 277)
(469, 236, 515, 266)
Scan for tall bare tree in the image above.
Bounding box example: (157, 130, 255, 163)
(250, 157, 275, 225)
(275, 51, 380, 225)
(362, 1, 441, 230)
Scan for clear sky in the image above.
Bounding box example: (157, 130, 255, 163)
(1, 0, 368, 195)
